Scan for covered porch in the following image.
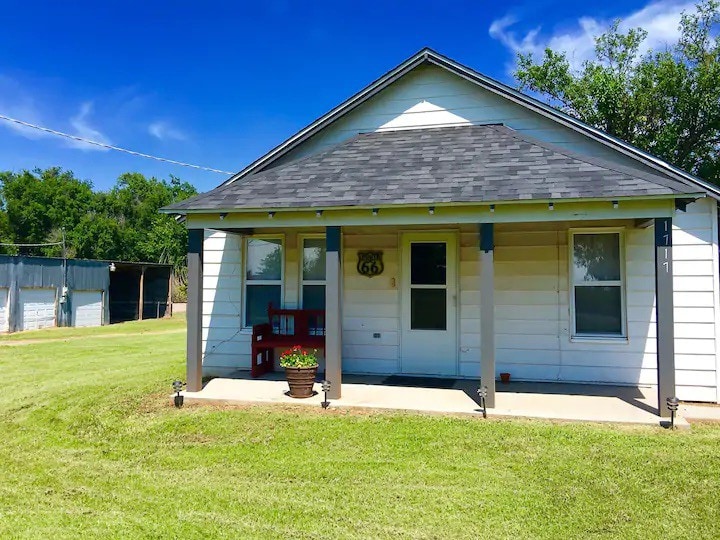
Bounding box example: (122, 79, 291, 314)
(180, 372, 684, 426)
(183, 207, 684, 419)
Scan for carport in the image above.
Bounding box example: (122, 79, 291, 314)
(109, 262, 172, 323)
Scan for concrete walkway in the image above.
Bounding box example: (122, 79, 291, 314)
(180, 373, 715, 427)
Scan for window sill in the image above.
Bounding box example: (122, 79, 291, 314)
(570, 335, 628, 344)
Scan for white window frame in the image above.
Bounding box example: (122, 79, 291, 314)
(298, 233, 326, 309)
(569, 228, 627, 340)
(243, 235, 285, 328)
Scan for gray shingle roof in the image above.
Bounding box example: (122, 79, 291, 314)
(166, 124, 700, 212)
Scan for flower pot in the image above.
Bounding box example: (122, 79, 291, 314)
(285, 366, 318, 398)
(500, 372, 511, 384)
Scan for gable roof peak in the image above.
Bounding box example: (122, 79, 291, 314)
(219, 47, 718, 199)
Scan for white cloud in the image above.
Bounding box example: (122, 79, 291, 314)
(489, 0, 695, 70)
(0, 75, 53, 140)
(148, 120, 187, 141)
(65, 101, 111, 151)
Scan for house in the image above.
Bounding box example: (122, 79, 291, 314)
(164, 48, 720, 416)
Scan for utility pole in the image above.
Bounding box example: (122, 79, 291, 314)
(61, 227, 69, 327)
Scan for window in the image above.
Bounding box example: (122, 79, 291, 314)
(570, 231, 625, 337)
(245, 237, 283, 327)
(410, 242, 447, 330)
(301, 237, 326, 310)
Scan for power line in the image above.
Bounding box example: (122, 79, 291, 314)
(0, 113, 235, 175)
(0, 241, 63, 247)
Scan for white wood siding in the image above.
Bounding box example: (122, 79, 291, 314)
(202, 230, 248, 376)
(455, 202, 717, 401)
(672, 198, 719, 401)
(271, 64, 665, 179)
(342, 228, 400, 374)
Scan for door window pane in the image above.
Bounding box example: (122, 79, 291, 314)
(302, 238, 326, 280)
(246, 285, 281, 326)
(247, 239, 282, 280)
(573, 234, 620, 282)
(411, 243, 446, 285)
(411, 288, 446, 330)
(575, 286, 622, 334)
(302, 284, 326, 310)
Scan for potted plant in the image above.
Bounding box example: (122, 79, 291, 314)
(500, 372, 511, 384)
(280, 345, 319, 398)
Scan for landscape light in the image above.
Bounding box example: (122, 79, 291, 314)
(666, 396, 679, 429)
(489, 204, 495, 213)
(476, 386, 488, 419)
(612, 201, 619, 209)
(548, 202, 554, 211)
(219, 212, 228, 220)
(321, 380, 331, 409)
(316, 210, 323, 218)
(268, 211, 275, 219)
(173, 380, 185, 408)
(428, 206, 435, 215)
(372, 208, 379, 216)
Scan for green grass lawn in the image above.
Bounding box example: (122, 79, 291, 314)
(0, 313, 186, 341)
(1, 318, 719, 539)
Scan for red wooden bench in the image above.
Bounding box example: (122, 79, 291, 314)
(251, 303, 326, 377)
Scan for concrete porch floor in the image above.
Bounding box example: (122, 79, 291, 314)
(179, 372, 720, 427)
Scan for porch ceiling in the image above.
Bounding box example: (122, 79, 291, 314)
(165, 124, 701, 213)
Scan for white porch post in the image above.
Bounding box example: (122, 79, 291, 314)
(480, 223, 496, 408)
(325, 226, 342, 399)
(186, 229, 204, 392)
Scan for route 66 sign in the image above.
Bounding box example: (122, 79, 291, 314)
(357, 251, 384, 277)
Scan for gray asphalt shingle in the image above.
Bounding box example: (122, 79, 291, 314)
(166, 124, 699, 212)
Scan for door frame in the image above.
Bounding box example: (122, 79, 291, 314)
(398, 230, 460, 376)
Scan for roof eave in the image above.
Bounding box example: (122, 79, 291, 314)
(164, 192, 706, 215)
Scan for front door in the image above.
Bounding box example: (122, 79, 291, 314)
(400, 232, 457, 375)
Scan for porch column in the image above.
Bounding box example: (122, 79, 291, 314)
(186, 229, 204, 392)
(138, 265, 146, 320)
(480, 223, 496, 408)
(655, 217, 675, 418)
(325, 226, 342, 399)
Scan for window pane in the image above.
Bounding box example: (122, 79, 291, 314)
(302, 284, 326, 310)
(411, 288, 446, 330)
(246, 285, 281, 326)
(303, 238, 326, 281)
(573, 233, 620, 282)
(247, 239, 282, 280)
(411, 242, 446, 285)
(575, 286, 622, 335)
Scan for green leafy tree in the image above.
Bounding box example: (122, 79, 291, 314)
(0, 168, 94, 256)
(0, 168, 197, 271)
(514, 0, 720, 184)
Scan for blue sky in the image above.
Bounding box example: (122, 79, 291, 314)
(0, 0, 695, 192)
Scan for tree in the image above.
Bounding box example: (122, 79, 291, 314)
(514, 0, 720, 184)
(0, 168, 197, 267)
(0, 168, 95, 256)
